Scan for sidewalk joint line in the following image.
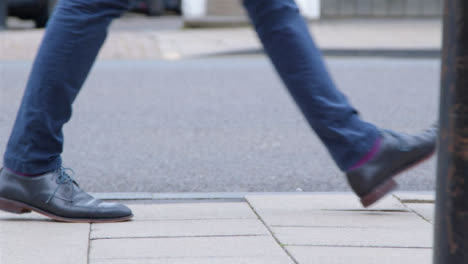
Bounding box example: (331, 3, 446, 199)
(399, 202, 433, 224)
(90, 217, 257, 223)
(245, 201, 299, 264)
(269, 225, 426, 229)
(321, 209, 409, 213)
(90, 234, 268, 241)
(284, 244, 432, 249)
(87, 223, 92, 264)
(392, 193, 435, 204)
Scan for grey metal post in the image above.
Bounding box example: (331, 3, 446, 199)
(434, 0, 468, 263)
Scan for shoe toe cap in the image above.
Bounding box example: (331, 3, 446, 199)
(97, 202, 133, 219)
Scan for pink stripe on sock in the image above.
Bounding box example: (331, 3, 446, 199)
(349, 136, 382, 171)
(6, 168, 44, 177)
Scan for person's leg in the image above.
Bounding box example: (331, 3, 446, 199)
(242, 0, 379, 171)
(0, 0, 133, 222)
(243, 0, 437, 207)
(4, 0, 129, 175)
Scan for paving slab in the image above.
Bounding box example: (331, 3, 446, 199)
(91, 219, 269, 239)
(286, 246, 432, 264)
(405, 203, 435, 223)
(0, 210, 50, 221)
(246, 193, 408, 212)
(261, 210, 431, 228)
(271, 226, 432, 248)
(127, 202, 257, 221)
(89, 236, 294, 264)
(0, 221, 89, 264)
(393, 192, 435, 203)
(91, 257, 291, 264)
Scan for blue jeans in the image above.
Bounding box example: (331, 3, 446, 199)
(3, 0, 379, 174)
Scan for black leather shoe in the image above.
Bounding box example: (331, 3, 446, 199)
(0, 167, 133, 223)
(346, 125, 437, 208)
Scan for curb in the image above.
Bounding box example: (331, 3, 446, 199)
(91, 191, 436, 202)
(206, 48, 441, 58)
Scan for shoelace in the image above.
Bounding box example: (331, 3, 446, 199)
(46, 167, 76, 204)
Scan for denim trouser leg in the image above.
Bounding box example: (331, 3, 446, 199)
(3, 0, 129, 174)
(243, 0, 380, 171)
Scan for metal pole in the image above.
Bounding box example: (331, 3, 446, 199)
(434, 0, 468, 263)
(0, 0, 7, 30)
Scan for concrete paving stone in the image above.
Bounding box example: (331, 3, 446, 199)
(89, 236, 294, 263)
(405, 203, 435, 223)
(91, 219, 269, 239)
(271, 226, 432, 248)
(91, 256, 291, 264)
(0, 221, 89, 264)
(393, 192, 435, 203)
(246, 193, 408, 213)
(127, 202, 257, 221)
(259, 210, 431, 228)
(0, 210, 50, 221)
(286, 246, 432, 264)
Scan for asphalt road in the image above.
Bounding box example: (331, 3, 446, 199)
(0, 56, 439, 193)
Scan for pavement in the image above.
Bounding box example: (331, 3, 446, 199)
(0, 18, 440, 263)
(0, 192, 435, 264)
(0, 18, 441, 60)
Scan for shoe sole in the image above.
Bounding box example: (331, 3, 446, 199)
(0, 197, 133, 223)
(360, 148, 436, 208)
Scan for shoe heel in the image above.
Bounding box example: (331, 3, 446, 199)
(360, 179, 398, 208)
(0, 198, 32, 214)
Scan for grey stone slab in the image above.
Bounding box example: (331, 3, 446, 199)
(246, 194, 408, 213)
(89, 236, 294, 263)
(405, 203, 435, 223)
(393, 192, 435, 203)
(271, 226, 432, 247)
(260, 210, 431, 228)
(0, 221, 89, 264)
(128, 202, 257, 221)
(91, 219, 269, 239)
(0, 211, 50, 221)
(287, 246, 432, 264)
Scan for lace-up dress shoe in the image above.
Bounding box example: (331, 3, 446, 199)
(0, 168, 133, 223)
(346, 125, 437, 208)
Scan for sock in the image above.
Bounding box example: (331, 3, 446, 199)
(348, 136, 382, 171)
(6, 167, 45, 177)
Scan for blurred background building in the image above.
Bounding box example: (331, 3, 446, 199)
(1, 0, 443, 30)
(183, 0, 442, 27)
